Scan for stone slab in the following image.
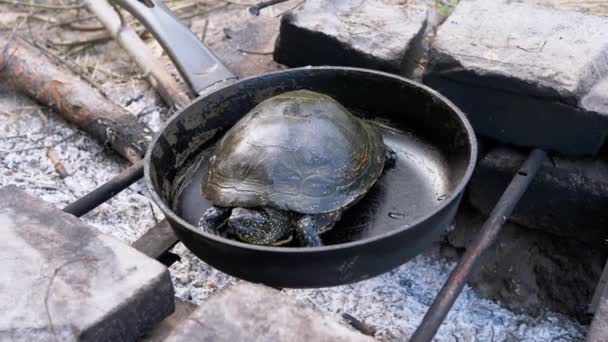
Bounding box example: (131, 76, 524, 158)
(582, 78, 608, 115)
(442, 205, 605, 320)
(196, 8, 286, 78)
(424, 0, 608, 155)
(0, 185, 174, 341)
(273, 0, 428, 76)
(468, 147, 608, 246)
(164, 283, 374, 342)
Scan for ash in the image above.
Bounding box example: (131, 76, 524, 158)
(0, 86, 584, 341)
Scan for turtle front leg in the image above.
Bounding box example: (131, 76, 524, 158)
(198, 206, 231, 235)
(228, 207, 292, 245)
(295, 212, 341, 247)
(384, 145, 397, 170)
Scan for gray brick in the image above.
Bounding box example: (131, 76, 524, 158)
(582, 78, 608, 114)
(164, 283, 374, 342)
(0, 186, 174, 342)
(424, 0, 608, 155)
(273, 0, 428, 76)
(468, 148, 608, 246)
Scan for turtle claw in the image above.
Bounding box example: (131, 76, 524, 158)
(384, 145, 397, 169)
(198, 206, 230, 235)
(271, 234, 294, 246)
(296, 216, 323, 247)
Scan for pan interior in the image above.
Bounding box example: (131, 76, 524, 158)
(174, 122, 450, 245)
(147, 67, 474, 248)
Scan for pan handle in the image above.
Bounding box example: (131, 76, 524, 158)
(113, 0, 237, 95)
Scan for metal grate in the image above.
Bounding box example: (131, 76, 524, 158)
(61, 148, 583, 341)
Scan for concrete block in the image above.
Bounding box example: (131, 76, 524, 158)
(468, 147, 608, 246)
(424, 0, 608, 155)
(274, 0, 428, 76)
(164, 283, 374, 342)
(0, 185, 174, 341)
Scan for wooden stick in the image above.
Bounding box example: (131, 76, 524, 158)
(0, 35, 153, 164)
(46, 147, 69, 178)
(0, 0, 85, 10)
(84, 0, 190, 108)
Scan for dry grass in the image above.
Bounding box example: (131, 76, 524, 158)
(518, 0, 608, 16)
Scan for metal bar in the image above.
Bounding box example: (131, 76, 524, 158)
(586, 280, 608, 342)
(410, 148, 546, 342)
(63, 160, 145, 217)
(589, 259, 608, 314)
(132, 219, 180, 260)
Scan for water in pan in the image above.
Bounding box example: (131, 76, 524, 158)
(174, 122, 451, 245)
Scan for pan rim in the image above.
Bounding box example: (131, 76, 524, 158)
(144, 66, 478, 253)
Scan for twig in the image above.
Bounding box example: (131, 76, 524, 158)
(50, 15, 95, 28)
(0, 0, 84, 10)
(342, 313, 376, 336)
(0, 19, 22, 72)
(201, 19, 209, 43)
(248, 0, 290, 15)
(179, 3, 230, 20)
(149, 201, 159, 224)
(275, 0, 304, 17)
(0, 133, 78, 154)
(62, 22, 105, 31)
(85, 0, 190, 108)
(46, 147, 69, 178)
(236, 48, 273, 55)
(47, 32, 113, 47)
(220, 0, 256, 7)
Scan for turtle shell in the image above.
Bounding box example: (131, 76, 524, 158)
(202, 90, 385, 214)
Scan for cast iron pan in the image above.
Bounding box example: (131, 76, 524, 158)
(117, 0, 477, 288)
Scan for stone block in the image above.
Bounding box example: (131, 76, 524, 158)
(273, 0, 428, 76)
(164, 283, 374, 342)
(0, 185, 174, 341)
(195, 8, 286, 78)
(424, 0, 608, 155)
(468, 147, 608, 246)
(582, 78, 608, 115)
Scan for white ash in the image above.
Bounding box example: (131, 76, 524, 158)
(172, 244, 585, 341)
(0, 84, 163, 243)
(0, 87, 585, 341)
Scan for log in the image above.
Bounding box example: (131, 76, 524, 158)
(85, 0, 190, 108)
(0, 35, 153, 163)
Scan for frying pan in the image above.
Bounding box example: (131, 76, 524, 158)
(116, 0, 478, 288)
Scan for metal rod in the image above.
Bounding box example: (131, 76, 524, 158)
(588, 258, 608, 314)
(410, 148, 547, 342)
(63, 160, 145, 217)
(586, 281, 608, 342)
(132, 219, 180, 260)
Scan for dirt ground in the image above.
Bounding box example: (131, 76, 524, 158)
(0, 0, 603, 340)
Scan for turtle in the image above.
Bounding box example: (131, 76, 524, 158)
(198, 89, 397, 247)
